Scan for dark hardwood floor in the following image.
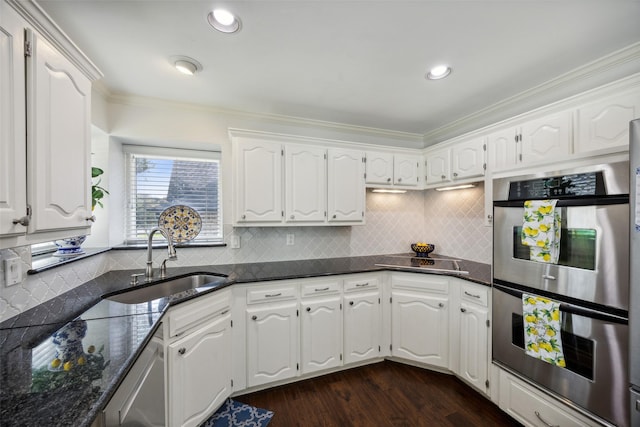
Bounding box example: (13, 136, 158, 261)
(235, 361, 522, 427)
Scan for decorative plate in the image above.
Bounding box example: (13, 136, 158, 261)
(158, 205, 202, 243)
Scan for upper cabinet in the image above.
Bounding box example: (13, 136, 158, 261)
(365, 151, 421, 188)
(575, 92, 640, 155)
(231, 131, 365, 226)
(0, 0, 102, 244)
(425, 137, 486, 187)
(488, 111, 571, 172)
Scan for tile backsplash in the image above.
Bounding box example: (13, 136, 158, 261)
(0, 187, 491, 322)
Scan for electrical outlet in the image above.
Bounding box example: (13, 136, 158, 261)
(4, 257, 22, 286)
(230, 235, 241, 249)
(286, 234, 295, 246)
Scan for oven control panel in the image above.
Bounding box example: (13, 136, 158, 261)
(508, 171, 605, 200)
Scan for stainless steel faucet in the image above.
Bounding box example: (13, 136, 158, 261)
(146, 227, 178, 280)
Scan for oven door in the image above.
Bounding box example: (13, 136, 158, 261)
(493, 197, 629, 311)
(492, 284, 629, 427)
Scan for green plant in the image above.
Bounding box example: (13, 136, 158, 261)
(91, 167, 109, 210)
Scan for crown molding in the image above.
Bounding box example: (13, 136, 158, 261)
(423, 41, 640, 146)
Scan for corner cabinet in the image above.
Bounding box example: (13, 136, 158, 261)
(424, 138, 486, 187)
(365, 151, 421, 188)
(0, 0, 102, 244)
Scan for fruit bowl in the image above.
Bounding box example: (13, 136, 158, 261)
(411, 243, 435, 258)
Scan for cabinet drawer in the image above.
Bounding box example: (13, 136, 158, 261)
(246, 284, 297, 304)
(301, 280, 341, 297)
(391, 273, 448, 294)
(344, 275, 380, 292)
(169, 290, 231, 338)
(460, 284, 488, 307)
(499, 369, 600, 427)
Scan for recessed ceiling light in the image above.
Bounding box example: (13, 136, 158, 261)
(208, 8, 241, 33)
(426, 65, 452, 80)
(171, 56, 203, 75)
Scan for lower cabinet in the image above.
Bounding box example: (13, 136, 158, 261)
(300, 295, 343, 374)
(390, 273, 449, 369)
(246, 300, 299, 387)
(343, 275, 382, 365)
(498, 368, 601, 427)
(167, 310, 232, 427)
(455, 280, 490, 395)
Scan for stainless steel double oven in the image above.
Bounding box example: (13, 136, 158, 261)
(492, 161, 630, 427)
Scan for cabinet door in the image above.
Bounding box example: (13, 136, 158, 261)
(26, 29, 93, 233)
(487, 127, 519, 171)
(343, 290, 381, 364)
(234, 138, 283, 223)
(246, 302, 298, 387)
(391, 290, 449, 368)
(520, 111, 571, 165)
(285, 144, 326, 223)
(167, 312, 232, 427)
(459, 302, 489, 394)
(451, 138, 485, 180)
(327, 148, 364, 222)
(576, 92, 640, 154)
(393, 154, 419, 186)
(425, 148, 451, 185)
(0, 6, 27, 236)
(300, 296, 342, 374)
(365, 151, 393, 185)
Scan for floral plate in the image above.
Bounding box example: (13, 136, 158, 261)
(158, 205, 202, 243)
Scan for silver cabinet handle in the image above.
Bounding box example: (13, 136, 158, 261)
(306, 307, 311, 312)
(441, 175, 446, 179)
(460, 307, 467, 313)
(453, 172, 458, 177)
(487, 214, 493, 220)
(386, 177, 391, 182)
(355, 283, 369, 287)
(438, 302, 444, 308)
(251, 315, 257, 321)
(464, 291, 481, 299)
(315, 287, 329, 292)
(332, 214, 337, 219)
(241, 214, 246, 219)
(542, 274, 557, 281)
(397, 178, 402, 183)
(12, 216, 29, 226)
(534, 411, 559, 427)
(178, 348, 186, 355)
(265, 293, 282, 298)
(86, 215, 96, 222)
(349, 301, 354, 306)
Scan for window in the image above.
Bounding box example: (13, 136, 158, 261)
(124, 145, 222, 245)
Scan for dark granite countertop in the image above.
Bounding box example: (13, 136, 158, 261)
(0, 254, 490, 427)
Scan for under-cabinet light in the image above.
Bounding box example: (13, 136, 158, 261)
(434, 183, 476, 191)
(371, 189, 407, 194)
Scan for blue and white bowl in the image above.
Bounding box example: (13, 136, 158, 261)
(53, 235, 87, 257)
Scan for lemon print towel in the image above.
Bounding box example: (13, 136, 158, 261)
(523, 294, 565, 367)
(522, 199, 561, 264)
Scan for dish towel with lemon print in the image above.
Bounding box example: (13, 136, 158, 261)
(522, 199, 561, 264)
(523, 294, 565, 367)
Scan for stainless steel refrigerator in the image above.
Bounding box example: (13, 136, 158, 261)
(630, 118, 640, 425)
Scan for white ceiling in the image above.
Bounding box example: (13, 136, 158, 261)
(37, 0, 640, 143)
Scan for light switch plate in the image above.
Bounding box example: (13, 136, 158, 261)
(4, 257, 22, 286)
(230, 235, 241, 249)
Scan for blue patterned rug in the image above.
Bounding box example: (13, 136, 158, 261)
(201, 398, 274, 427)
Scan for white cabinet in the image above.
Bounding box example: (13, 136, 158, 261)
(456, 281, 489, 395)
(300, 295, 342, 374)
(0, 1, 101, 242)
(425, 138, 485, 186)
(327, 148, 365, 223)
(343, 275, 382, 365)
(488, 111, 572, 172)
(231, 132, 365, 225)
(576, 92, 640, 155)
(285, 144, 326, 223)
(167, 311, 232, 427)
(498, 368, 601, 427)
(365, 151, 421, 187)
(390, 273, 449, 369)
(233, 138, 283, 223)
(246, 284, 299, 387)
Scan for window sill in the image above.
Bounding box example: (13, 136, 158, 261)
(28, 248, 111, 275)
(111, 242, 227, 250)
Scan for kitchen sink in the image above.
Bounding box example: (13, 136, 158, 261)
(103, 273, 228, 304)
